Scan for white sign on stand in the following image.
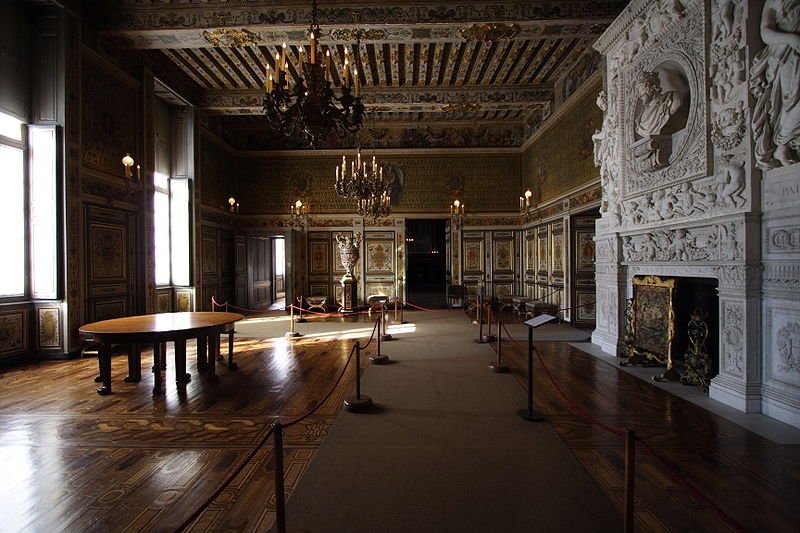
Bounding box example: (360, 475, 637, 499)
(524, 313, 557, 329)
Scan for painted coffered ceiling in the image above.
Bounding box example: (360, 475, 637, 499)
(84, 1, 627, 150)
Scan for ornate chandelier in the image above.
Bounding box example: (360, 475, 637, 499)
(262, 0, 365, 145)
(335, 149, 392, 221)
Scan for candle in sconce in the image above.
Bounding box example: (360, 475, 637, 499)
(281, 42, 287, 70)
(310, 32, 316, 64)
(325, 50, 331, 80)
(344, 58, 350, 86)
(354, 68, 359, 96)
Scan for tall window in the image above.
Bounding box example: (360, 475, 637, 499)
(154, 172, 190, 286)
(0, 113, 25, 297)
(0, 112, 59, 300)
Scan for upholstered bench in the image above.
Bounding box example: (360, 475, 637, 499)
(367, 295, 389, 315)
(499, 294, 523, 312)
(524, 300, 559, 319)
(512, 296, 533, 316)
(306, 295, 328, 312)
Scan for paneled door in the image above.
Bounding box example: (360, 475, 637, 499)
(248, 236, 273, 310)
(571, 213, 599, 327)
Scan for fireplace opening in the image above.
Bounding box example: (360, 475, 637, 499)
(628, 275, 719, 386)
(671, 277, 719, 380)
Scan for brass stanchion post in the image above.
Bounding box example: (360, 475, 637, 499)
(345, 342, 373, 412)
(295, 295, 307, 323)
(481, 305, 497, 343)
(625, 429, 636, 533)
(488, 321, 509, 373)
(286, 304, 301, 338)
(371, 316, 390, 364)
(273, 423, 286, 533)
(380, 304, 393, 341)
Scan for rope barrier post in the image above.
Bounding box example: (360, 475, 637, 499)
(344, 341, 373, 412)
(624, 429, 636, 533)
(481, 305, 497, 343)
(370, 316, 390, 365)
(285, 305, 301, 338)
(517, 325, 545, 422)
(380, 304, 393, 341)
(273, 422, 287, 533)
(295, 295, 307, 323)
(488, 320, 509, 373)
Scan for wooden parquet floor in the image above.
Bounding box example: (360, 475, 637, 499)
(0, 310, 798, 532)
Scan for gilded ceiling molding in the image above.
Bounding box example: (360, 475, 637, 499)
(201, 28, 262, 47)
(330, 28, 387, 41)
(459, 23, 520, 42)
(442, 103, 481, 113)
(93, 2, 627, 32)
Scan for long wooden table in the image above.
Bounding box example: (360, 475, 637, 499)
(79, 312, 244, 395)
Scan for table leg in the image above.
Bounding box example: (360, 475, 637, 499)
(160, 342, 167, 370)
(174, 338, 190, 384)
(196, 336, 207, 371)
(125, 343, 142, 383)
(227, 331, 238, 370)
(208, 334, 219, 380)
(152, 342, 163, 396)
(96, 343, 112, 395)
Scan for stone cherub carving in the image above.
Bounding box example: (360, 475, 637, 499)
(750, 0, 800, 169)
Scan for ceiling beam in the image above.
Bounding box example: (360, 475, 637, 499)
(198, 84, 553, 114)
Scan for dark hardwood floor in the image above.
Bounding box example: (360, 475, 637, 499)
(0, 309, 797, 532)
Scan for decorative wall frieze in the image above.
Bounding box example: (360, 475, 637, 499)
(715, 264, 762, 291)
(95, 2, 627, 34)
(621, 220, 743, 263)
(459, 23, 520, 42)
(763, 263, 800, 292)
(763, 165, 800, 210)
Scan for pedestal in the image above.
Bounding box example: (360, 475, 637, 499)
(340, 273, 357, 313)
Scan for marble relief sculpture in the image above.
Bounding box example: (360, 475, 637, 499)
(635, 71, 684, 137)
(750, 0, 800, 169)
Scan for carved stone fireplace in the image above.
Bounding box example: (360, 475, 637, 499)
(591, 0, 800, 428)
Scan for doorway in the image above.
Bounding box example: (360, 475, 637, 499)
(406, 219, 447, 308)
(246, 235, 286, 311)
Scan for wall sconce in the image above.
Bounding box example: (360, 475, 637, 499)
(520, 189, 533, 218)
(290, 198, 308, 228)
(121, 153, 142, 195)
(450, 199, 465, 229)
(228, 196, 240, 214)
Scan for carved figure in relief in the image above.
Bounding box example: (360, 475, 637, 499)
(715, 154, 747, 207)
(677, 182, 710, 214)
(623, 200, 645, 225)
(635, 71, 684, 137)
(750, 0, 800, 169)
(639, 233, 657, 262)
(671, 228, 690, 261)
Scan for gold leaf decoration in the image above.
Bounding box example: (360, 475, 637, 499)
(201, 28, 261, 47)
(330, 28, 387, 41)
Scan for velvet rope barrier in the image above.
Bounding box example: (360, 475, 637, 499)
(494, 324, 744, 532)
(175, 340, 359, 532)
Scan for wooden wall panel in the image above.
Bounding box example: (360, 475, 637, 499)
(0, 308, 28, 362)
(84, 205, 136, 323)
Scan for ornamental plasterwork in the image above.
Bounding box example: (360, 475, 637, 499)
(715, 265, 762, 291)
(767, 226, 800, 254)
(776, 322, 800, 375)
(330, 28, 387, 41)
(201, 28, 261, 47)
(621, 221, 743, 263)
(709, 0, 745, 106)
(621, 12, 708, 195)
(621, 159, 746, 227)
(608, 0, 690, 68)
(710, 101, 747, 151)
(722, 301, 745, 377)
